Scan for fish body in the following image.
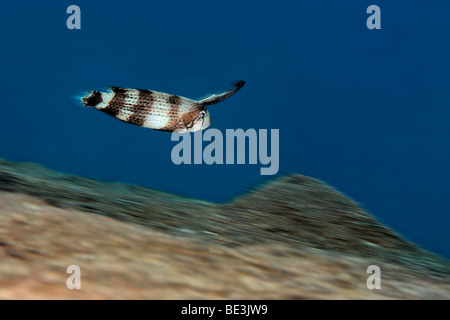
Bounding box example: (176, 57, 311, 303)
(81, 80, 245, 133)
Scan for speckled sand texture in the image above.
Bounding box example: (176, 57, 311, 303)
(0, 158, 448, 299)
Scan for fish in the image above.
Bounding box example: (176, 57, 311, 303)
(81, 80, 245, 133)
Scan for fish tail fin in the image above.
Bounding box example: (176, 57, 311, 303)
(197, 80, 245, 106)
(81, 91, 102, 107)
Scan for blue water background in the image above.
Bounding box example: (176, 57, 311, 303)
(0, 1, 449, 258)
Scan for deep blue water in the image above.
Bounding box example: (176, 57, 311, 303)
(0, 1, 449, 258)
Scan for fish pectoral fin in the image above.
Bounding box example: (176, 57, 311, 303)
(197, 80, 245, 106)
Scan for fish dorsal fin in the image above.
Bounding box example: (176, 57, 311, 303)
(197, 80, 245, 106)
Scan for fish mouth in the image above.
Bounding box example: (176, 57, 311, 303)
(201, 109, 211, 130)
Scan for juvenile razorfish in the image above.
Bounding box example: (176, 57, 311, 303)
(81, 80, 245, 133)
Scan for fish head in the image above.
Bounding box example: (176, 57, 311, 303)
(177, 108, 211, 133)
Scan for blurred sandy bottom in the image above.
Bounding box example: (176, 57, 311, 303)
(0, 158, 449, 299)
(0, 191, 448, 299)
